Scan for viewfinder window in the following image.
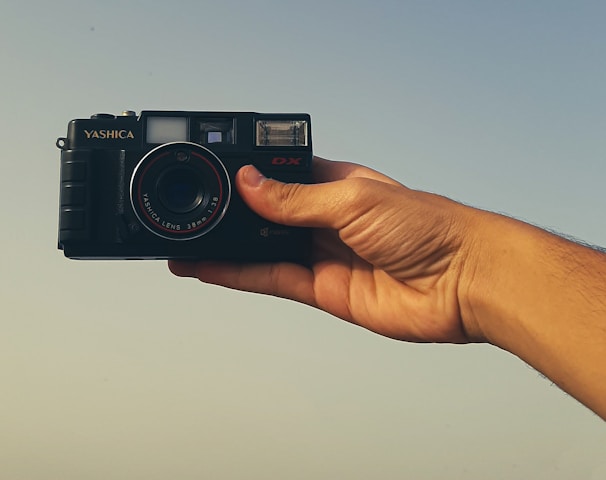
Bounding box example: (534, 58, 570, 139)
(198, 119, 235, 144)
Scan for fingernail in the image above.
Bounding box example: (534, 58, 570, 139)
(241, 165, 267, 188)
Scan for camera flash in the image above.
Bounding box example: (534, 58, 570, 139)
(146, 117, 188, 144)
(256, 120, 308, 147)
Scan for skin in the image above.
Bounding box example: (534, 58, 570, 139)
(169, 157, 606, 420)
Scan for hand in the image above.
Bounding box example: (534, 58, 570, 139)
(169, 156, 606, 417)
(169, 157, 481, 343)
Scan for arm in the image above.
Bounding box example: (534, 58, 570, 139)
(169, 157, 606, 419)
(465, 212, 606, 418)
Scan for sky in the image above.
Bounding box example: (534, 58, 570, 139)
(1, 0, 605, 478)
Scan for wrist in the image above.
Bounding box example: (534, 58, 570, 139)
(457, 211, 538, 347)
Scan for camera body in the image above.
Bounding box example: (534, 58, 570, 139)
(57, 110, 313, 262)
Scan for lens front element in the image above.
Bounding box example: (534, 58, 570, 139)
(130, 142, 231, 240)
(157, 166, 204, 214)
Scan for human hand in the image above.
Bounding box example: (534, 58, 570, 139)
(169, 156, 606, 417)
(169, 157, 482, 343)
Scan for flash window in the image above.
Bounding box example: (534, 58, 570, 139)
(256, 120, 308, 147)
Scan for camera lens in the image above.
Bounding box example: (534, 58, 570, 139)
(130, 142, 231, 241)
(156, 167, 204, 214)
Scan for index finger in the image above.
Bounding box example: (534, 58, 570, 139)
(312, 156, 403, 186)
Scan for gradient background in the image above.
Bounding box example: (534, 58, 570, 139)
(1, 1, 605, 478)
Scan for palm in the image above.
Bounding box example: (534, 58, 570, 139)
(306, 226, 466, 343)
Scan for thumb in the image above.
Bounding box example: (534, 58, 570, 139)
(236, 165, 372, 230)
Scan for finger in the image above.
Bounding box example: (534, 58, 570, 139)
(168, 260, 317, 306)
(237, 164, 401, 230)
(168, 259, 197, 277)
(312, 156, 403, 186)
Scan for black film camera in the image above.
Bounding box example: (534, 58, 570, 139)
(57, 110, 313, 262)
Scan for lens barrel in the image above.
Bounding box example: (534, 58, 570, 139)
(130, 142, 231, 241)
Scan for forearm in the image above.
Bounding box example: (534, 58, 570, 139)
(461, 210, 606, 418)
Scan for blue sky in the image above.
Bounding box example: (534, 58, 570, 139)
(1, 1, 605, 478)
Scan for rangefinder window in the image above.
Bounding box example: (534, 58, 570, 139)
(256, 120, 308, 147)
(146, 116, 188, 144)
(198, 118, 235, 145)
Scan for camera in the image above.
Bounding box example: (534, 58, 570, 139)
(57, 110, 313, 262)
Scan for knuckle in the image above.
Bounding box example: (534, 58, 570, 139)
(340, 177, 378, 209)
(346, 176, 375, 194)
(267, 263, 282, 294)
